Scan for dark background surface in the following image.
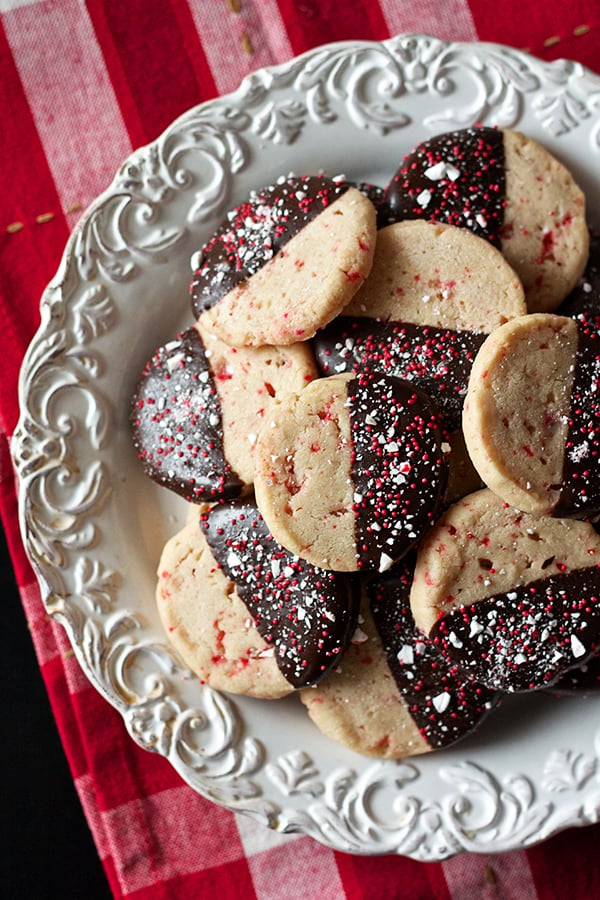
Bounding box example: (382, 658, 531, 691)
(0, 524, 112, 900)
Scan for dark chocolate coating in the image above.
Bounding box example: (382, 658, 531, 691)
(369, 559, 498, 749)
(130, 328, 243, 502)
(384, 126, 506, 247)
(313, 316, 486, 431)
(190, 175, 350, 317)
(347, 371, 448, 570)
(201, 500, 360, 688)
(430, 566, 600, 692)
(548, 650, 600, 692)
(352, 181, 395, 229)
(555, 321, 600, 518)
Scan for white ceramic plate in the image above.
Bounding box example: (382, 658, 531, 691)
(13, 34, 600, 860)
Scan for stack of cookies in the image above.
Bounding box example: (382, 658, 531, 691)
(131, 127, 600, 759)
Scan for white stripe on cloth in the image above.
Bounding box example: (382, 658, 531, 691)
(2, 0, 132, 223)
(0, 0, 41, 12)
(442, 849, 539, 899)
(75, 772, 113, 863)
(186, 0, 293, 97)
(378, 0, 478, 42)
(103, 785, 247, 891)
(238, 823, 347, 900)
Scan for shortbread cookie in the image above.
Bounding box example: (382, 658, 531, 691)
(312, 219, 525, 500)
(463, 313, 600, 518)
(131, 323, 317, 501)
(156, 500, 359, 696)
(253, 371, 448, 572)
(410, 489, 600, 692)
(190, 174, 377, 347)
(301, 559, 498, 758)
(384, 126, 589, 312)
(314, 220, 526, 425)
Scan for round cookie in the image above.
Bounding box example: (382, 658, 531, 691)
(410, 489, 600, 692)
(463, 312, 600, 518)
(156, 500, 360, 697)
(312, 219, 526, 501)
(253, 370, 448, 573)
(190, 174, 377, 347)
(301, 559, 498, 758)
(384, 126, 589, 313)
(130, 322, 317, 502)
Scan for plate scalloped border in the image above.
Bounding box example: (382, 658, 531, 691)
(11, 33, 600, 860)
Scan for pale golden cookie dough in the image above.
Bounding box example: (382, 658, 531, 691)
(462, 313, 577, 515)
(410, 488, 600, 635)
(502, 129, 589, 314)
(199, 187, 377, 347)
(254, 373, 355, 571)
(156, 520, 293, 699)
(301, 599, 429, 759)
(196, 322, 318, 486)
(343, 219, 526, 330)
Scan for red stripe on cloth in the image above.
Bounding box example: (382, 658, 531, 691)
(169, 0, 222, 104)
(102, 786, 250, 894)
(527, 823, 600, 898)
(37, 655, 125, 899)
(335, 849, 451, 899)
(469, 0, 600, 67)
(125, 859, 257, 900)
(274, 0, 390, 57)
(2, 0, 132, 220)
(0, 22, 69, 437)
(86, 0, 216, 144)
(42, 658, 100, 780)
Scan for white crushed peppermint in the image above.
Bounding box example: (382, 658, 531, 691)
(351, 626, 369, 644)
(571, 634, 587, 658)
(379, 552, 395, 572)
(166, 352, 185, 372)
(432, 692, 451, 713)
(397, 644, 414, 665)
(227, 551, 242, 569)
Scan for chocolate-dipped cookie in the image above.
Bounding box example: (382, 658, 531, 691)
(384, 126, 589, 313)
(463, 312, 600, 518)
(410, 489, 600, 692)
(312, 219, 526, 501)
(156, 499, 360, 697)
(253, 370, 448, 573)
(190, 174, 376, 347)
(301, 558, 498, 758)
(130, 323, 317, 502)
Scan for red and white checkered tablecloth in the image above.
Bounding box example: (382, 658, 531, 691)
(2, 2, 600, 898)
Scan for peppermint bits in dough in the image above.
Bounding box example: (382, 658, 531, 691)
(384, 126, 589, 313)
(156, 500, 359, 696)
(253, 371, 448, 572)
(463, 312, 600, 518)
(410, 489, 600, 693)
(190, 174, 377, 347)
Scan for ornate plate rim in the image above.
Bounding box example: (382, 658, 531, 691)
(11, 33, 600, 860)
